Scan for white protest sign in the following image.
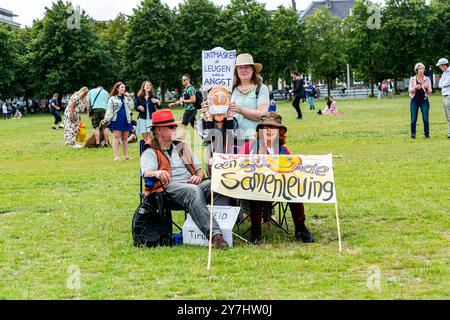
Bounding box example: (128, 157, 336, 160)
(202, 47, 236, 92)
(182, 206, 240, 247)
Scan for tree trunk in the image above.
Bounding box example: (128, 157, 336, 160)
(327, 77, 331, 97)
(161, 85, 166, 103)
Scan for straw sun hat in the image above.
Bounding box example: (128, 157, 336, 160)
(235, 53, 263, 73)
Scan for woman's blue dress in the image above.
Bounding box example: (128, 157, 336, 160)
(109, 96, 133, 132)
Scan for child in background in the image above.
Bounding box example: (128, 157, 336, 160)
(127, 120, 138, 144)
(13, 109, 22, 119)
(268, 100, 277, 112)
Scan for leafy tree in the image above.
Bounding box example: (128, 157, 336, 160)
(304, 7, 348, 96)
(26, 0, 114, 98)
(344, 0, 387, 95)
(381, 0, 431, 85)
(0, 25, 21, 99)
(122, 0, 178, 99)
(268, 6, 307, 86)
(219, 0, 272, 77)
(93, 13, 130, 89)
(174, 0, 222, 87)
(428, 0, 450, 71)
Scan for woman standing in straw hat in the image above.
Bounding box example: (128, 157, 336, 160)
(229, 53, 269, 146)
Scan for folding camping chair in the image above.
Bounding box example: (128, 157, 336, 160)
(139, 139, 188, 232)
(235, 200, 291, 236)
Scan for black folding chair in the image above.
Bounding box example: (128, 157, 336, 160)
(235, 200, 290, 236)
(139, 140, 188, 232)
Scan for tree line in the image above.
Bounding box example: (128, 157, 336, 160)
(0, 0, 448, 103)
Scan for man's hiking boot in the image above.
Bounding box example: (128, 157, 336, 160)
(212, 234, 228, 249)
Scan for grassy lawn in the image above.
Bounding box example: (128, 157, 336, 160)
(0, 95, 449, 300)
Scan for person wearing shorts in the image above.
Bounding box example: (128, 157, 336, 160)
(87, 86, 111, 148)
(169, 74, 197, 140)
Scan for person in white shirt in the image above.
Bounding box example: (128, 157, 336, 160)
(2, 102, 8, 119)
(436, 58, 450, 139)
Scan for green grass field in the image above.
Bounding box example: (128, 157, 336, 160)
(0, 95, 449, 300)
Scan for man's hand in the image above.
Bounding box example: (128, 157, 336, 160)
(154, 170, 171, 186)
(188, 175, 202, 185)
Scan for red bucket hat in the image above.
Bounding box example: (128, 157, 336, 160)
(148, 109, 177, 128)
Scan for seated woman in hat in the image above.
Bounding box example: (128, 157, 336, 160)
(229, 53, 270, 148)
(238, 112, 314, 244)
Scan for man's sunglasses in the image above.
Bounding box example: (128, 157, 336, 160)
(165, 125, 177, 129)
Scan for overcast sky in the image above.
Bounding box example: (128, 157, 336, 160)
(0, 0, 312, 28)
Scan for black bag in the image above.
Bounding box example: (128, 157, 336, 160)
(194, 90, 203, 110)
(132, 193, 173, 247)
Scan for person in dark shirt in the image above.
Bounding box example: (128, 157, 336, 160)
(49, 94, 63, 129)
(290, 72, 304, 120)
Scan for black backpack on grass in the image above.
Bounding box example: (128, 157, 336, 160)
(132, 193, 172, 248)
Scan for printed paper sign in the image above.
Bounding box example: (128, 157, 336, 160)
(211, 153, 336, 204)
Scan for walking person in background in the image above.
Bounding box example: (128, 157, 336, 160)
(135, 80, 161, 142)
(2, 101, 8, 119)
(408, 63, 432, 139)
(436, 58, 450, 139)
(284, 86, 289, 100)
(87, 86, 111, 148)
(168, 74, 197, 141)
(305, 81, 316, 110)
(381, 81, 388, 97)
(314, 81, 321, 100)
(102, 82, 135, 161)
(49, 94, 63, 130)
(290, 72, 304, 120)
(64, 87, 89, 148)
(268, 99, 277, 112)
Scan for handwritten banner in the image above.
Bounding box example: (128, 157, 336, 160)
(211, 153, 336, 204)
(202, 47, 236, 92)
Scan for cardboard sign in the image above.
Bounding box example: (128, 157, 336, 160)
(182, 206, 240, 247)
(202, 47, 236, 92)
(211, 153, 337, 204)
(207, 86, 231, 115)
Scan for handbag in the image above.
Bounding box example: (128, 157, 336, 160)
(131, 192, 173, 247)
(76, 120, 87, 144)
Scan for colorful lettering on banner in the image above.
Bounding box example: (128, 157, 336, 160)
(211, 153, 337, 204)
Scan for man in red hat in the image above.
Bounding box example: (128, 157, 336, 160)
(140, 109, 229, 249)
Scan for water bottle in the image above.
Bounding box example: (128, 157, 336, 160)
(172, 233, 183, 246)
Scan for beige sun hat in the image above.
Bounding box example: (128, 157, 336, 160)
(235, 53, 263, 73)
